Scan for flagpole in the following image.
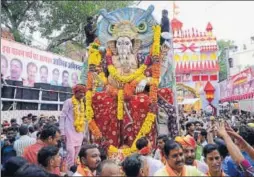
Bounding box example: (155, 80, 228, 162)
(171, 1, 180, 134)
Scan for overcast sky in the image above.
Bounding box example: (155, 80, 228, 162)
(32, 1, 254, 49)
(138, 1, 254, 48)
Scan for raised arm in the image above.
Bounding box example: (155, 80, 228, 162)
(216, 121, 244, 164)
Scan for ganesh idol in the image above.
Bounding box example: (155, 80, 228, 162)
(82, 5, 178, 160)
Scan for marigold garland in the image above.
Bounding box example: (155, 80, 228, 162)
(87, 72, 93, 90)
(108, 64, 147, 84)
(149, 63, 160, 103)
(98, 72, 107, 85)
(88, 119, 102, 139)
(152, 25, 161, 56)
(108, 112, 156, 156)
(72, 96, 85, 133)
(85, 90, 94, 122)
(117, 89, 124, 120)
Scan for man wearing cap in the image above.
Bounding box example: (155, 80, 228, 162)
(175, 135, 208, 174)
(59, 84, 86, 168)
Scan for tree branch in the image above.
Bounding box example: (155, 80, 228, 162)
(1, 2, 15, 28)
(16, 1, 37, 27)
(46, 31, 79, 51)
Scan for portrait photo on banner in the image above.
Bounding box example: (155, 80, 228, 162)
(1, 38, 83, 88)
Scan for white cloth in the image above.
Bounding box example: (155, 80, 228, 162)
(30, 131, 38, 139)
(201, 140, 208, 148)
(154, 149, 162, 160)
(231, 115, 236, 126)
(72, 172, 83, 176)
(13, 135, 36, 156)
(147, 156, 164, 176)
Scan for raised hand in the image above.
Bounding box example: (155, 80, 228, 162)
(136, 79, 147, 93)
(215, 121, 228, 138)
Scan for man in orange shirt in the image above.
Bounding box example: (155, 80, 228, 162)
(22, 124, 61, 164)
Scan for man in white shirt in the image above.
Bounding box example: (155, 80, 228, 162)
(14, 125, 36, 156)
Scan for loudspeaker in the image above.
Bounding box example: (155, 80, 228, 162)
(49, 85, 60, 101)
(66, 87, 72, 99)
(2, 80, 14, 98)
(59, 87, 67, 101)
(22, 86, 33, 99)
(47, 104, 58, 111)
(20, 103, 38, 110)
(34, 83, 50, 101)
(13, 81, 23, 99)
(2, 102, 13, 110)
(41, 104, 48, 110)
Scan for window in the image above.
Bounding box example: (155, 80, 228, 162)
(228, 58, 233, 68)
(201, 75, 209, 81)
(192, 75, 200, 81)
(210, 75, 218, 81)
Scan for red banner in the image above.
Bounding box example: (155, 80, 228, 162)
(220, 66, 254, 102)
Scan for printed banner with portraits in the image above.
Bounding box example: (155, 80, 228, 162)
(1, 38, 83, 87)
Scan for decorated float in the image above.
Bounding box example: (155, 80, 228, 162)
(80, 5, 177, 161)
(172, 16, 220, 115)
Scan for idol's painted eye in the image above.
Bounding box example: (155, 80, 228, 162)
(137, 22, 147, 33)
(108, 24, 115, 34)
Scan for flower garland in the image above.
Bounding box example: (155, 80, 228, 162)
(130, 112, 156, 151)
(107, 64, 147, 84)
(149, 25, 161, 103)
(72, 96, 85, 133)
(87, 72, 93, 90)
(117, 89, 124, 120)
(98, 72, 107, 85)
(85, 90, 94, 122)
(108, 112, 156, 156)
(149, 63, 160, 103)
(88, 119, 102, 140)
(152, 25, 161, 56)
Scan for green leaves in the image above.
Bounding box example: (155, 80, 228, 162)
(37, 1, 135, 52)
(2, 0, 135, 53)
(217, 39, 235, 81)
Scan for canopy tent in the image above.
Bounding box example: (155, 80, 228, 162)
(178, 98, 200, 105)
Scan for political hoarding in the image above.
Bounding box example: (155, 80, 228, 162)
(1, 38, 83, 88)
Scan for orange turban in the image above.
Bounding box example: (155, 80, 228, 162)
(72, 84, 86, 94)
(175, 135, 196, 148)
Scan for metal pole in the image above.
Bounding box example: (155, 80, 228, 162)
(224, 48, 232, 114)
(58, 92, 60, 111)
(169, 24, 180, 132)
(13, 87, 17, 110)
(38, 89, 42, 110)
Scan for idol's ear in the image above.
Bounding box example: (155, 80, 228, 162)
(99, 9, 119, 24)
(134, 5, 155, 25)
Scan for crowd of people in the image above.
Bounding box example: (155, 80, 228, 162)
(1, 109, 254, 177)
